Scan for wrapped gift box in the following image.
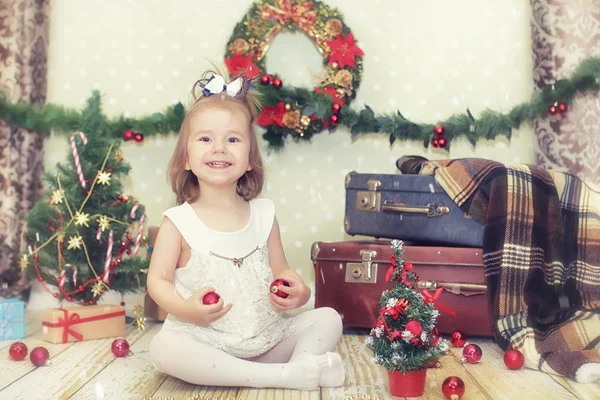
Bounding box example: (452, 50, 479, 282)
(0, 298, 25, 340)
(144, 226, 168, 321)
(41, 304, 125, 344)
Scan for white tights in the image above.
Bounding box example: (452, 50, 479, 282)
(148, 307, 344, 390)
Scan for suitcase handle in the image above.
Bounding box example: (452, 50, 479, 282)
(417, 280, 487, 292)
(382, 201, 450, 217)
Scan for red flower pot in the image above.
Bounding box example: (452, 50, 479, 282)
(388, 369, 427, 397)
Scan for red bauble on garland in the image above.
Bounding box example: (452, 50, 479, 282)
(270, 278, 290, 298)
(202, 292, 221, 305)
(260, 74, 271, 85)
(434, 125, 445, 136)
(134, 133, 144, 143)
(329, 114, 339, 125)
(30, 346, 50, 367)
(122, 129, 135, 141)
(9, 342, 28, 361)
(111, 338, 131, 357)
(450, 331, 468, 347)
(442, 376, 466, 399)
(272, 78, 283, 89)
(332, 103, 342, 114)
(503, 348, 525, 370)
(431, 138, 440, 147)
(437, 137, 448, 148)
(460, 344, 483, 364)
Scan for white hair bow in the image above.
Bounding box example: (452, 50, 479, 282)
(201, 75, 244, 97)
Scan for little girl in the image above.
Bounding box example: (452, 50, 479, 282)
(147, 70, 345, 390)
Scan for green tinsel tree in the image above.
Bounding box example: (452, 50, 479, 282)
(366, 240, 449, 372)
(18, 91, 148, 305)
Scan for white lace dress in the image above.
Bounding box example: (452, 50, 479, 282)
(160, 198, 295, 358)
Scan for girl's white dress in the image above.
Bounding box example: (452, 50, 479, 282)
(160, 198, 294, 358)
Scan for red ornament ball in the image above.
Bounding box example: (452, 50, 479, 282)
(558, 102, 568, 113)
(442, 376, 466, 400)
(504, 348, 525, 370)
(30, 346, 50, 367)
(332, 103, 342, 114)
(329, 114, 339, 125)
(450, 331, 468, 347)
(461, 344, 483, 364)
(9, 342, 28, 361)
(270, 279, 291, 298)
(202, 291, 221, 305)
(111, 338, 130, 357)
(434, 125, 445, 136)
(260, 74, 271, 85)
(431, 138, 440, 148)
(405, 320, 423, 336)
(134, 133, 144, 143)
(437, 137, 448, 148)
(548, 103, 558, 115)
(272, 78, 283, 89)
(122, 129, 135, 141)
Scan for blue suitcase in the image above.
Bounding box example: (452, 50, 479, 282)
(344, 172, 484, 247)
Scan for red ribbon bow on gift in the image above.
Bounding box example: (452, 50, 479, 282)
(42, 308, 126, 343)
(263, 0, 317, 33)
(421, 288, 456, 316)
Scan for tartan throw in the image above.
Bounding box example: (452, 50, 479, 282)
(414, 157, 600, 382)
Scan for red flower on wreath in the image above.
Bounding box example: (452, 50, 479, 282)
(326, 33, 364, 68)
(256, 102, 286, 127)
(224, 52, 261, 79)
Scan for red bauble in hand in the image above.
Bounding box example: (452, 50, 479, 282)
(504, 348, 524, 370)
(202, 292, 221, 305)
(450, 331, 467, 347)
(460, 344, 482, 364)
(30, 346, 50, 367)
(111, 338, 131, 357)
(442, 376, 466, 399)
(9, 342, 28, 361)
(270, 279, 290, 298)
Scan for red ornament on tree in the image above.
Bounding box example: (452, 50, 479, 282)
(434, 125, 445, 136)
(450, 331, 467, 347)
(30, 346, 50, 367)
(548, 102, 559, 115)
(122, 129, 135, 141)
(260, 74, 271, 85)
(503, 348, 524, 370)
(272, 78, 283, 89)
(111, 338, 131, 357)
(134, 133, 144, 143)
(431, 138, 440, 148)
(332, 103, 342, 114)
(202, 291, 221, 305)
(437, 137, 448, 148)
(9, 342, 28, 361)
(270, 278, 290, 298)
(329, 114, 339, 125)
(460, 344, 483, 364)
(442, 376, 466, 400)
(405, 320, 423, 336)
(558, 102, 568, 113)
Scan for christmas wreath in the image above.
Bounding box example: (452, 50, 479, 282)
(223, 0, 364, 149)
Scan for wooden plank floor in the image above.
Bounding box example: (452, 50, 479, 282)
(2, 312, 600, 399)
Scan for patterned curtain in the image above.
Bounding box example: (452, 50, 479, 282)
(531, 0, 600, 183)
(0, 0, 50, 299)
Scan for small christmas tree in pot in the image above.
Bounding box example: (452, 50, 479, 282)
(365, 240, 450, 397)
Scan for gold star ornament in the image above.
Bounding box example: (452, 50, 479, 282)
(97, 170, 112, 185)
(74, 212, 90, 228)
(50, 190, 64, 205)
(19, 254, 29, 272)
(91, 280, 105, 297)
(97, 215, 110, 232)
(67, 234, 83, 250)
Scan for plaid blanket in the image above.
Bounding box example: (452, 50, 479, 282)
(414, 157, 600, 382)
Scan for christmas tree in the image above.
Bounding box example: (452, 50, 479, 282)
(18, 91, 148, 305)
(366, 240, 449, 372)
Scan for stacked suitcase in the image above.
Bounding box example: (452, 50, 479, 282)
(312, 168, 494, 337)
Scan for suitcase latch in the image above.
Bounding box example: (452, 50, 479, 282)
(355, 179, 382, 212)
(345, 250, 378, 284)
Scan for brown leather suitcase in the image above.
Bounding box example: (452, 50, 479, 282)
(311, 240, 494, 337)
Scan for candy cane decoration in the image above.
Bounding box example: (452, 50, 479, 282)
(102, 230, 114, 283)
(70, 131, 88, 188)
(58, 263, 78, 290)
(130, 203, 145, 256)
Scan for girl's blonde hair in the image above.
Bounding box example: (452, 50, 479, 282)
(168, 68, 264, 205)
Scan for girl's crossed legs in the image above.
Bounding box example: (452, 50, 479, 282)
(149, 307, 344, 390)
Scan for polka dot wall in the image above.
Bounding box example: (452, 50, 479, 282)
(44, 0, 535, 291)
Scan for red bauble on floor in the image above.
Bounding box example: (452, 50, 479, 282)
(9, 342, 28, 361)
(111, 338, 131, 357)
(30, 346, 50, 367)
(504, 348, 525, 370)
(450, 331, 468, 347)
(442, 376, 466, 399)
